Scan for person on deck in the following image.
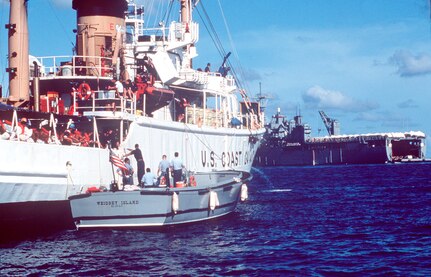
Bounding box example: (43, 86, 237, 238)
(117, 157, 134, 186)
(204, 63, 211, 72)
(125, 144, 145, 186)
(171, 152, 185, 186)
(158, 154, 171, 187)
(62, 123, 84, 146)
(142, 168, 157, 187)
(176, 98, 189, 122)
(16, 118, 33, 142)
(218, 65, 230, 77)
(107, 78, 124, 98)
(122, 79, 134, 99)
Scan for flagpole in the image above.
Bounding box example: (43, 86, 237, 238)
(108, 145, 116, 191)
(109, 145, 128, 191)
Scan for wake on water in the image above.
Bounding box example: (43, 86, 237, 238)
(263, 189, 293, 192)
(252, 168, 293, 192)
(252, 167, 275, 186)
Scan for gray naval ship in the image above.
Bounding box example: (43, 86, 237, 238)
(254, 109, 427, 166)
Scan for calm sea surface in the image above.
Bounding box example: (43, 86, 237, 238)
(1, 163, 431, 276)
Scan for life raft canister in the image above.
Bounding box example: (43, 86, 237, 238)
(86, 186, 101, 194)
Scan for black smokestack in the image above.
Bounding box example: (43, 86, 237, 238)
(72, 0, 128, 17)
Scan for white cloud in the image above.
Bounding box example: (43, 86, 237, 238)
(302, 85, 378, 112)
(390, 50, 431, 77)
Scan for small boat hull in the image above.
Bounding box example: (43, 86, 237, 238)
(69, 173, 249, 229)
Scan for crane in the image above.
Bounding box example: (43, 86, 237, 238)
(318, 111, 340, 136)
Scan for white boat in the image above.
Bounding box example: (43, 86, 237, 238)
(69, 171, 250, 229)
(0, 0, 265, 229)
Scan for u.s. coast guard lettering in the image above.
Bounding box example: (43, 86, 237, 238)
(97, 200, 139, 207)
(201, 150, 255, 167)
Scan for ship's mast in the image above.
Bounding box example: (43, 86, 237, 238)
(180, 0, 192, 23)
(6, 0, 30, 107)
(179, 0, 195, 69)
(256, 82, 269, 113)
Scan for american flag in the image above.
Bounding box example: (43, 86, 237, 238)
(109, 149, 128, 172)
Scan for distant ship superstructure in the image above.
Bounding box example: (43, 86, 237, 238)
(254, 109, 426, 166)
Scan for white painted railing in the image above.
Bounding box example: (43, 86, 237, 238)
(33, 55, 114, 78)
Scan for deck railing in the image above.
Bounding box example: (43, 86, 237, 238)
(72, 92, 263, 130)
(73, 91, 136, 116)
(32, 55, 114, 78)
(184, 105, 262, 130)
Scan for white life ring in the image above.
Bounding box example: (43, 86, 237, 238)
(77, 82, 93, 100)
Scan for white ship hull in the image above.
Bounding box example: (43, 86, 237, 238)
(0, 139, 111, 204)
(0, 118, 263, 227)
(127, 116, 260, 175)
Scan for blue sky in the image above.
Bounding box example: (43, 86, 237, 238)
(1, 0, 431, 151)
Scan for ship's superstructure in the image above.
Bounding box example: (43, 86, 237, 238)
(254, 109, 426, 166)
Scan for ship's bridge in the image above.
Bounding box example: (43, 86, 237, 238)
(123, 2, 236, 93)
(125, 2, 199, 53)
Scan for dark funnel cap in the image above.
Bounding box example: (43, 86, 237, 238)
(72, 0, 128, 18)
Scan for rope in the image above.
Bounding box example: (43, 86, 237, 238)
(198, 1, 249, 93)
(215, 0, 251, 94)
(147, 0, 170, 30)
(162, 0, 175, 24)
(182, 124, 196, 171)
(66, 161, 75, 199)
(183, 122, 238, 171)
(195, 3, 226, 61)
(47, 0, 74, 47)
(195, 1, 254, 123)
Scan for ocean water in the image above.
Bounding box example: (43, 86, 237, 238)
(1, 163, 431, 276)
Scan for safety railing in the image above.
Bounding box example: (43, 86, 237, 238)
(73, 90, 136, 116)
(184, 105, 262, 130)
(178, 70, 236, 89)
(70, 90, 262, 130)
(32, 55, 114, 78)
